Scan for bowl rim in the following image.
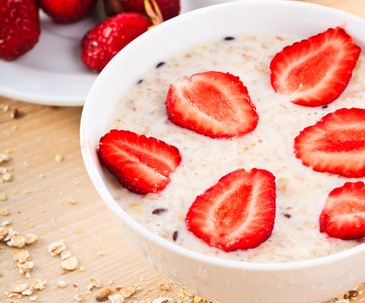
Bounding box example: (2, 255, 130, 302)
(81, 0, 365, 271)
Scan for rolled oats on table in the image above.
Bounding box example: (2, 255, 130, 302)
(88, 278, 102, 290)
(0, 113, 361, 303)
(108, 294, 125, 303)
(48, 240, 80, 271)
(60, 256, 79, 271)
(0, 152, 12, 183)
(48, 240, 66, 256)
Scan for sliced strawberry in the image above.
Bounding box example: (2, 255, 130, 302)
(320, 181, 365, 240)
(270, 27, 361, 107)
(166, 71, 259, 138)
(294, 108, 365, 178)
(185, 168, 276, 252)
(97, 129, 181, 195)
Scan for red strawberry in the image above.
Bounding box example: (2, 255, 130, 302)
(0, 0, 40, 60)
(185, 168, 276, 252)
(166, 71, 259, 139)
(81, 12, 152, 71)
(294, 108, 365, 178)
(39, 0, 97, 23)
(97, 129, 181, 195)
(320, 181, 365, 240)
(270, 27, 361, 107)
(120, 0, 180, 20)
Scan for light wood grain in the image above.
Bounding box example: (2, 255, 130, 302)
(0, 100, 176, 302)
(1, 1, 365, 302)
(300, 0, 365, 17)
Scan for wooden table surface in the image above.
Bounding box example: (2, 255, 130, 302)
(1, 1, 365, 302)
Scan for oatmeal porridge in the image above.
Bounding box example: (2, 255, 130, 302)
(104, 32, 365, 263)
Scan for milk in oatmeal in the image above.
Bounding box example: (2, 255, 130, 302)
(105, 33, 365, 263)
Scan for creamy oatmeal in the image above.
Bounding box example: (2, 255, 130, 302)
(105, 33, 365, 263)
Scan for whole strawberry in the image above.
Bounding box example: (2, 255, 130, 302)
(0, 0, 40, 60)
(39, 0, 97, 23)
(121, 0, 180, 20)
(81, 12, 152, 71)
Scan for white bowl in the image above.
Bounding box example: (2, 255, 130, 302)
(80, 1, 365, 302)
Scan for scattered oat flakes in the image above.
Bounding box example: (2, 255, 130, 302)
(22, 188, 31, 195)
(57, 280, 67, 288)
(158, 282, 171, 291)
(18, 260, 34, 277)
(152, 297, 174, 303)
(8, 232, 26, 248)
(108, 294, 125, 303)
(60, 256, 79, 271)
(0, 226, 8, 240)
(73, 293, 83, 302)
(0, 152, 10, 163)
(10, 282, 28, 293)
(48, 240, 66, 256)
(1, 220, 10, 226)
(68, 198, 77, 205)
(0, 208, 9, 216)
(55, 154, 64, 162)
(1, 104, 10, 111)
(21, 288, 34, 296)
(178, 290, 212, 303)
(193, 296, 210, 303)
(89, 278, 102, 289)
(0, 192, 8, 201)
(3, 227, 15, 241)
(120, 286, 137, 298)
(31, 279, 46, 290)
(75, 227, 83, 233)
(60, 249, 72, 260)
(24, 233, 38, 245)
(1, 171, 12, 182)
(12, 249, 30, 263)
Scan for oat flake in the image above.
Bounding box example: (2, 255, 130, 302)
(108, 294, 125, 303)
(48, 241, 66, 256)
(60, 256, 78, 271)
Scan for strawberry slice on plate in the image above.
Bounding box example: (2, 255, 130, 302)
(185, 168, 276, 252)
(166, 71, 259, 138)
(320, 181, 365, 240)
(97, 129, 181, 195)
(294, 108, 365, 178)
(270, 27, 361, 107)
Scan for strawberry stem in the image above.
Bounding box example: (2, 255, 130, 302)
(102, 0, 124, 16)
(144, 0, 163, 26)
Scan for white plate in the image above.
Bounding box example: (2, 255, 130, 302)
(0, 11, 99, 106)
(0, 0, 283, 106)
